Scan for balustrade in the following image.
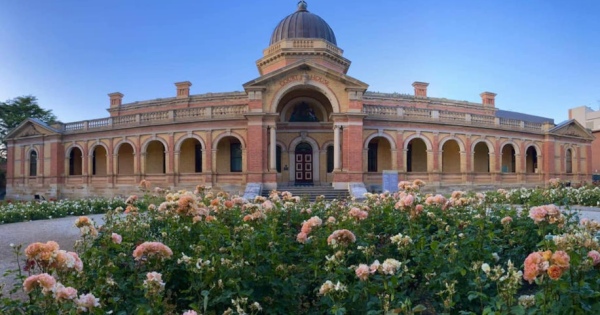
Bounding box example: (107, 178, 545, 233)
(63, 105, 248, 133)
(362, 105, 545, 132)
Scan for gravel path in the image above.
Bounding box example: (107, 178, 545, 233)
(0, 214, 105, 296)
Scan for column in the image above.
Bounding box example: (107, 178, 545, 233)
(333, 125, 340, 170)
(269, 126, 276, 171)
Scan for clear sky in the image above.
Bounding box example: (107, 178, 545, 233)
(1, 0, 598, 124)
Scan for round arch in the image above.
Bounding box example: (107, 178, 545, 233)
(65, 143, 85, 156)
(470, 138, 495, 154)
(524, 143, 542, 156)
(439, 136, 466, 152)
(321, 140, 334, 150)
(564, 145, 577, 158)
(25, 146, 39, 157)
(279, 96, 329, 123)
(271, 81, 340, 114)
(141, 137, 169, 153)
(499, 141, 521, 155)
(213, 131, 246, 149)
(276, 140, 288, 152)
(175, 134, 206, 152)
(403, 134, 433, 151)
(88, 142, 110, 157)
(363, 132, 397, 150)
(114, 140, 137, 155)
(288, 136, 321, 183)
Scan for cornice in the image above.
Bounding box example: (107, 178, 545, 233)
(108, 92, 249, 113)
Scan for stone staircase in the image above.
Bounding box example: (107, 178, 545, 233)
(261, 185, 350, 201)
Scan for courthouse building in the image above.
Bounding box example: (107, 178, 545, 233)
(5, 1, 594, 199)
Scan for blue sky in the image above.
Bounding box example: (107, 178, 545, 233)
(1, 0, 598, 123)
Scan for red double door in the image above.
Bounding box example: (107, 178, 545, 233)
(295, 143, 313, 184)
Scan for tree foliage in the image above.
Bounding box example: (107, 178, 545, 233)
(0, 96, 57, 160)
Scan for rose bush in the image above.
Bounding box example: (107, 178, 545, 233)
(2, 180, 600, 314)
(0, 198, 126, 224)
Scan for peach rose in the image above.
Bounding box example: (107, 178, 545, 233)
(355, 264, 370, 281)
(547, 265, 563, 280)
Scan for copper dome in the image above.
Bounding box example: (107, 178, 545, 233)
(270, 1, 337, 46)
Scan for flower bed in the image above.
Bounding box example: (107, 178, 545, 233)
(0, 198, 127, 224)
(2, 181, 600, 314)
(484, 179, 600, 207)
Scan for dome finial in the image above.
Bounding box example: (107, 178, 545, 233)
(297, 0, 308, 11)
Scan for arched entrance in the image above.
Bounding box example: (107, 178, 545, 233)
(294, 142, 313, 185)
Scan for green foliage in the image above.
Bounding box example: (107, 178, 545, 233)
(0, 198, 126, 224)
(0, 95, 57, 160)
(2, 184, 600, 314)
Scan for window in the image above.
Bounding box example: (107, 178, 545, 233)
(511, 148, 516, 173)
(195, 144, 202, 173)
(29, 151, 37, 177)
(230, 143, 242, 172)
(69, 150, 76, 175)
(368, 142, 378, 172)
(326, 145, 334, 173)
(276, 145, 282, 173)
(566, 149, 573, 174)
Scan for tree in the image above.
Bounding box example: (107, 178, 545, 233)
(0, 96, 57, 161)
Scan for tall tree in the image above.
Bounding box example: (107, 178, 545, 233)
(0, 96, 57, 160)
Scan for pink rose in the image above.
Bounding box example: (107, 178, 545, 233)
(111, 233, 122, 245)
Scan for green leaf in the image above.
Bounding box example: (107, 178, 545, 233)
(510, 305, 525, 315)
(412, 304, 427, 312)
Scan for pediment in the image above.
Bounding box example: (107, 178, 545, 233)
(6, 119, 61, 139)
(243, 60, 369, 91)
(550, 120, 594, 140)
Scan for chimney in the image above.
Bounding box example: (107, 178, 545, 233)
(175, 81, 192, 98)
(480, 92, 496, 107)
(108, 92, 124, 108)
(412, 82, 429, 98)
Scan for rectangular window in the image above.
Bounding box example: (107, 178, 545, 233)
(276, 146, 282, 173)
(195, 144, 202, 173)
(327, 146, 334, 173)
(29, 153, 37, 177)
(368, 143, 378, 172)
(69, 155, 75, 176)
(230, 143, 242, 172)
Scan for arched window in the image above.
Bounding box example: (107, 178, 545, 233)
(230, 141, 242, 172)
(29, 151, 37, 177)
(368, 140, 378, 172)
(326, 145, 334, 173)
(566, 149, 573, 174)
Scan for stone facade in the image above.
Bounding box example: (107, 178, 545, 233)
(5, 2, 595, 199)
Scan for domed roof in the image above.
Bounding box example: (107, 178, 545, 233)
(270, 1, 337, 46)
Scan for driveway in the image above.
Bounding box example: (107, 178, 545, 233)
(0, 214, 105, 296)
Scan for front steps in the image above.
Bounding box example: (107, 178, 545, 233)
(261, 185, 350, 201)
